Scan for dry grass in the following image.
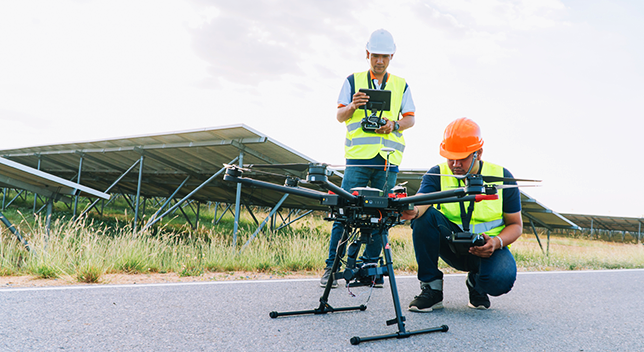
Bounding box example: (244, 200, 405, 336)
(1, 208, 642, 287)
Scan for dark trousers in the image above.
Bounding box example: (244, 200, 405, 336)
(412, 207, 517, 296)
(325, 166, 397, 268)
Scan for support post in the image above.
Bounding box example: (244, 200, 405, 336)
(133, 155, 145, 233)
(33, 155, 41, 214)
(142, 175, 191, 231)
(0, 210, 30, 251)
(241, 193, 289, 250)
(233, 151, 244, 248)
(77, 158, 142, 220)
(45, 198, 53, 239)
(72, 155, 83, 220)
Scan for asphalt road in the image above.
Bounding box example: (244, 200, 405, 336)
(1, 269, 643, 351)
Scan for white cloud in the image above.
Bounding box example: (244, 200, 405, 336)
(430, 0, 567, 30)
(0, 0, 641, 218)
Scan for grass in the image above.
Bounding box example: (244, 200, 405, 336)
(0, 203, 642, 284)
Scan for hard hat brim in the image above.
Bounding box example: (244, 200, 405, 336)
(367, 49, 395, 55)
(439, 147, 473, 160)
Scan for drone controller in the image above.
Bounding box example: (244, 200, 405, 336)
(359, 89, 391, 133)
(446, 231, 485, 255)
(361, 115, 388, 132)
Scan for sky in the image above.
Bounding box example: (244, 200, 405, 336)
(0, 0, 642, 218)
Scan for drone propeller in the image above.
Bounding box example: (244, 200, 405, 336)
(422, 173, 541, 184)
(225, 163, 307, 181)
(223, 163, 251, 172)
(492, 184, 541, 190)
(479, 176, 541, 183)
(244, 163, 317, 172)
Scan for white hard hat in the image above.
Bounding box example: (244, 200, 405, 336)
(365, 29, 396, 55)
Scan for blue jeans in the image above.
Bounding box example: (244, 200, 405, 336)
(412, 207, 517, 296)
(324, 166, 398, 268)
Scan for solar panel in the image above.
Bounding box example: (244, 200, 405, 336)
(0, 156, 110, 250)
(0, 157, 110, 201)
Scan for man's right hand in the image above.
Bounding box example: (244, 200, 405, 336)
(350, 91, 369, 110)
(401, 206, 418, 220)
(337, 91, 370, 122)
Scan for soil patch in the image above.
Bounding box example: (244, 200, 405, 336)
(0, 270, 419, 289)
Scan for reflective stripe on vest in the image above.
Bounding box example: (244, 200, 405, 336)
(438, 162, 505, 237)
(344, 71, 406, 165)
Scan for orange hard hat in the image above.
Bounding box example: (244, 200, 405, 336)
(439, 117, 484, 160)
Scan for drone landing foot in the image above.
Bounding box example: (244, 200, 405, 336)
(269, 302, 366, 319)
(350, 325, 449, 345)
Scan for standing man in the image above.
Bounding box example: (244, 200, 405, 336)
(402, 117, 522, 311)
(321, 29, 416, 288)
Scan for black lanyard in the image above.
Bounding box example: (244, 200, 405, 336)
(457, 160, 483, 232)
(367, 71, 388, 90)
(458, 179, 476, 232)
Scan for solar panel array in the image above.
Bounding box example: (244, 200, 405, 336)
(561, 213, 643, 233)
(0, 124, 326, 210)
(0, 124, 602, 232)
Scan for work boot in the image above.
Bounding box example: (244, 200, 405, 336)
(320, 267, 338, 288)
(466, 273, 490, 309)
(408, 280, 443, 312)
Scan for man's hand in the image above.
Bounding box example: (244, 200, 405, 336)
(469, 233, 496, 258)
(337, 91, 369, 123)
(401, 207, 417, 220)
(350, 91, 369, 110)
(375, 118, 394, 134)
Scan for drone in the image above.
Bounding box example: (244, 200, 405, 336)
(223, 161, 539, 345)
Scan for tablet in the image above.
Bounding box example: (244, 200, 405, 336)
(358, 89, 391, 111)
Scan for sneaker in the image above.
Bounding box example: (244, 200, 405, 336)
(466, 275, 490, 309)
(320, 267, 338, 288)
(408, 285, 443, 312)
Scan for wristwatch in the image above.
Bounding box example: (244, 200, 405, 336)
(393, 121, 400, 131)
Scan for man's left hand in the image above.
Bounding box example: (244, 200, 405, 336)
(375, 118, 393, 134)
(469, 233, 496, 258)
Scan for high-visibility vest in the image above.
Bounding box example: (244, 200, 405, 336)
(438, 162, 505, 236)
(344, 71, 407, 165)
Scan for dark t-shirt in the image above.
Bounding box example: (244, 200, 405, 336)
(417, 164, 521, 214)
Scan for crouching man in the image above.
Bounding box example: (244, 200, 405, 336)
(402, 117, 522, 312)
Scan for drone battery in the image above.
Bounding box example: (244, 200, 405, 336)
(363, 196, 388, 208)
(321, 194, 339, 206)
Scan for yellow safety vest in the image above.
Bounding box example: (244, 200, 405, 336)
(438, 162, 505, 237)
(344, 71, 407, 165)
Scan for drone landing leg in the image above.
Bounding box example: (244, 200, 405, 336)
(349, 232, 449, 345)
(269, 225, 366, 319)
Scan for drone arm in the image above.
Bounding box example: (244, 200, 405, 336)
(406, 194, 497, 207)
(394, 188, 468, 206)
(224, 174, 330, 202)
(320, 180, 358, 202)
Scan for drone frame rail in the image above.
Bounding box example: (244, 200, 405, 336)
(223, 164, 498, 345)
